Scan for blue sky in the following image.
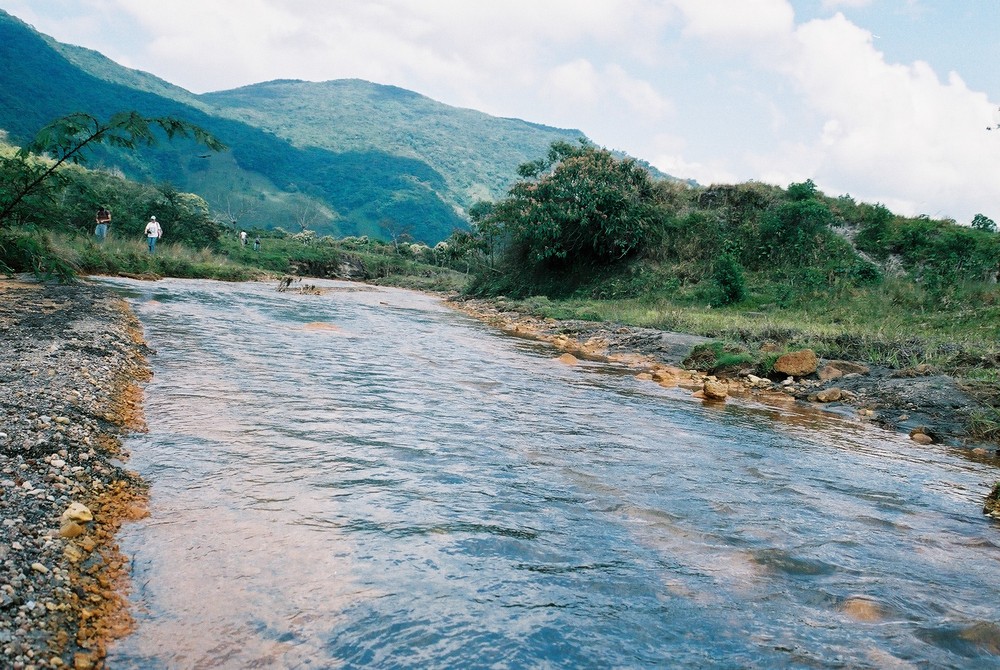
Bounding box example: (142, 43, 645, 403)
(2, 0, 998, 223)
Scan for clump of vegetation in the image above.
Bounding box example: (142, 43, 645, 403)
(0, 112, 466, 287)
(682, 341, 754, 375)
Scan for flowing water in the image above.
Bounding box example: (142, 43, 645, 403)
(99, 277, 1000, 669)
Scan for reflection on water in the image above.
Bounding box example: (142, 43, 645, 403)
(101, 277, 1000, 669)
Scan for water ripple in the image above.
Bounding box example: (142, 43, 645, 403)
(99, 277, 1000, 669)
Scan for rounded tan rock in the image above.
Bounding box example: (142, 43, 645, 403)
(556, 353, 578, 365)
(59, 521, 86, 539)
(840, 597, 885, 622)
(773, 349, 819, 377)
(815, 388, 843, 403)
(702, 380, 728, 401)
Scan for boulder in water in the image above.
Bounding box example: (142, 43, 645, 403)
(556, 353, 578, 365)
(702, 380, 728, 401)
(839, 597, 885, 622)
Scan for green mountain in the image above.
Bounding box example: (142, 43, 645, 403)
(0, 9, 592, 243)
(201, 79, 585, 210)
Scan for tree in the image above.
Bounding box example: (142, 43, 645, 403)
(0, 111, 225, 227)
(292, 199, 336, 234)
(494, 140, 659, 269)
(786, 178, 819, 202)
(758, 199, 834, 265)
(468, 200, 500, 267)
(151, 183, 222, 249)
(855, 203, 894, 259)
(972, 213, 997, 233)
(381, 217, 413, 253)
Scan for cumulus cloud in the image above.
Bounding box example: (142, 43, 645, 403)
(651, 3, 1000, 222)
(778, 13, 1000, 220)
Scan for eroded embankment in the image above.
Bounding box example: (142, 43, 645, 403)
(1, 278, 151, 670)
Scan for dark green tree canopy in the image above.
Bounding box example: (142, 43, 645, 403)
(490, 141, 659, 268)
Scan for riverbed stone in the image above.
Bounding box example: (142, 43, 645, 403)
(825, 360, 870, 376)
(702, 380, 728, 401)
(556, 353, 578, 365)
(59, 522, 86, 539)
(817, 365, 843, 381)
(1, 278, 152, 667)
(61, 502, 93, 523)
(984, 483, 1000, 519)
(815, 388, 843, 403)
(840, 597, 885, 622)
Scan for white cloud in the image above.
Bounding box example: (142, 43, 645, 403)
(545, 59, 601, 107)
(606, 65, 674, 121)
(820, 0, 873, 8)
(653, 151, 741, 186)
(672, 0, 794, 44)
(778, 13, 1000, 220)
(543, 62, 673, 126)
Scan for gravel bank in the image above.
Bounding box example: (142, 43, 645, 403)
(1, 278, 151, 670)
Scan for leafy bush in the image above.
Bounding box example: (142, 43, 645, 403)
(757, 199, 835, 266)
(493, 141, 660, 270)
(972, 213, 997, 233)
(683, 340, 753, 373)
(713, 253, 747, 305)
(854, 203, 893, 259)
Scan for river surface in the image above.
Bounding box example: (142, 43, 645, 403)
(98, 277, 1000, 669)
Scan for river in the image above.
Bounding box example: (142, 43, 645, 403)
(99, 277, 1000, 669)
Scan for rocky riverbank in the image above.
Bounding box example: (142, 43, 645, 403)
(448, 297, 1000, 460)
(1, 278, 151, 670)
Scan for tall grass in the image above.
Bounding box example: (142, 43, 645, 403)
(513, 281, 1000, 374)
(49, 232, 267, 281)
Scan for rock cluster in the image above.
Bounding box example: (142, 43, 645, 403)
(0, 278, 151, 669)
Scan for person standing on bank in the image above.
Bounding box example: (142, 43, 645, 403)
(94, 206, 111, 241)
(144, 216, 162, 253)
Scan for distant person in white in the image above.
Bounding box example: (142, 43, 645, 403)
(144, 216, 162, 253)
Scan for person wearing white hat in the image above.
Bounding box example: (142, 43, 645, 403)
(144, 215, 163, 253)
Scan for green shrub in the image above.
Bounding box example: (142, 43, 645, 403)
(713, 253, 747, 305)
(683, 340, 753, 373)
(0, 226, 76, 280)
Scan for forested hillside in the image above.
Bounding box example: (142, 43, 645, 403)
(0, 9, 591, 243)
